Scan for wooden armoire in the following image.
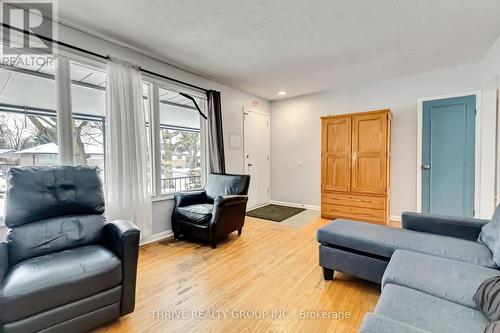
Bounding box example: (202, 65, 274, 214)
(321, 109, 391, 225)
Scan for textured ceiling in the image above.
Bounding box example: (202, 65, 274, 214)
(54, 0, 500, 100)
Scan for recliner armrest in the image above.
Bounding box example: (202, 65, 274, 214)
(0, 241, 8, 284)
(401, 212, 489, 241)
(214, 195, 248, 207)
(103, 220, 140, 316)
(174, 190, 207, 207)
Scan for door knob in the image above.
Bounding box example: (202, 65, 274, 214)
(422, 164, 431, 170)
(248, 163, 253, 167)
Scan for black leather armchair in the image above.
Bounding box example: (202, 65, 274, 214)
(0, 166, 140, 333)
(172, 173, 250, 248)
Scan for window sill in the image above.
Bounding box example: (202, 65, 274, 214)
(150, 188, 204, 203)
(151, 194, 175, 202)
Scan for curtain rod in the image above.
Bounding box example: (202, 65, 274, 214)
(1, 23, 209, 93)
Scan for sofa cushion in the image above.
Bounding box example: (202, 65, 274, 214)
(474, 275, 500, 322)
(317, 220, 496, 267)
(4, 166, 105, 228)
(382, 250, 500, 308)
(177, 204, 214, 225)
(375, 284, 489, 333)
(360, 314, 430, 333)
(0, 245, 121, 323)
(479, 204, 500, 266)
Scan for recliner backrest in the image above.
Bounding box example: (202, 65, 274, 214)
(4, 166, 106, 264)
(205, 173, 250, 200)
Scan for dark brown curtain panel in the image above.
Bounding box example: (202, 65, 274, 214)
(206, 90, 225, 173)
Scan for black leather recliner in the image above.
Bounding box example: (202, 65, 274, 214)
(0, 166, 140, 333)
(172, 173, 250, 249)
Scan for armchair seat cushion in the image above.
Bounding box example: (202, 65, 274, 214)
(0, 245, 121, 323)
(317, 220, 496, 267)
(176, 204, 214, 226)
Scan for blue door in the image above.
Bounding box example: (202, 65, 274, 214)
(422, 95, 475, 217)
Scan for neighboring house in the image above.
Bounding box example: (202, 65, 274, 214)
(16, 143, 104, 169)
(0, 149, 16, 162)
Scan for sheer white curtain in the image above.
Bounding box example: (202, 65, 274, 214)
(105, 60, 152, 238)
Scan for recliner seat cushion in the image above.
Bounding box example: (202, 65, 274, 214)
(176, 204, 213, 225)
(479, 204, 500, 266)
(375, 284, 489, 333)
(0, 245, 121, 323)
(317, 220, 496, 267)
(4, 166, 105, 227)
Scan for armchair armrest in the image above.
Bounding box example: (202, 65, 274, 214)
(103, 220, 140, 316)
(0, 241, 8, 284)
(213, 195, 248, 207)
(174, 190, 207, 207)
(402, 212, 488, 241)
(209, 195, 248, 246)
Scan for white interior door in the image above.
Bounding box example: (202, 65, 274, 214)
(243, 109, 270, 209)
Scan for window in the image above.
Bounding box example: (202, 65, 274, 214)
(0, 53, 58, 216)
(70, 61, 106, 174)
(143, 82, 207, 197)
(158, 87, 203, 194)
(0, 39, 206, 217)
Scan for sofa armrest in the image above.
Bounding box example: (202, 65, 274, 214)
(0, 241, 8, 284)
(103, 220, 140, 316)
(174, 190, 207, 207)
(401, 212, 488, 241)
(213, 195, 248, 207)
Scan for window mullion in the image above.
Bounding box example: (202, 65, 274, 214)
(55, 56, 74, 164)
(151, 83, 161, 197)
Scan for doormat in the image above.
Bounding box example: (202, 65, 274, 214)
(246, 204, 305, 222)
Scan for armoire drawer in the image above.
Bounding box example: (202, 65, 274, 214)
(322, 203, 386, 223)
(321, 192, 386, 210)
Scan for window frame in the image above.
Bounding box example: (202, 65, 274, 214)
(65, 54, 107, 163)
(142, 75, 209, 200)
(0, 46, 208, 203)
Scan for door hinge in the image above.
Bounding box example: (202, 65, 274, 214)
(475, 109, 477, 116)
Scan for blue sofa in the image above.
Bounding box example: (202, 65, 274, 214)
(361, 250, 497, 332)
(317, 208, 500, 332)
(317, 213, 494, 283)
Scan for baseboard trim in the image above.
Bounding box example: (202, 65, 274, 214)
(246, 201, 270, 211)
(140, 230, 173, 246)
(269, 200, 321, 211)
(390, 215, 401, 222)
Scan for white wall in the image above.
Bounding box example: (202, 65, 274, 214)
(55, 22, 270, 239)
(270, 63, 484, 218)
(481, 34, 500, 209)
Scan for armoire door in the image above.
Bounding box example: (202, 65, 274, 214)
(351, 113, 388, 194)
(322, 116, 351, 192)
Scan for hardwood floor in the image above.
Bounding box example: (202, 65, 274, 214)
(97, 216, 380, 333)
